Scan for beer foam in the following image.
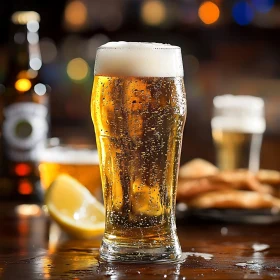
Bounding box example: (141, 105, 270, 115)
(212, 95, 266, 134)
(213, 95, 264, 111)
(94, 42, 184, 77)
(40, 147, 99, 165)
(211, 117, 266, 134)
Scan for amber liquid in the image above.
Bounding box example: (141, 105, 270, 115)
(39, 162, 102, 198)
(91, 76, 186, 259)
(212, 129, 263, 171)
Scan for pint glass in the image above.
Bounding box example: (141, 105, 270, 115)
(211, 95, 266, 172)
(91, 42, 187, 262)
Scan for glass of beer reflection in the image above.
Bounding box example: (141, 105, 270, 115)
(91, 42, 187, 262)
(211, 95, 266, 172)
(39, 139, 102, 200)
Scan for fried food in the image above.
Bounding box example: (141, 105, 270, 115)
(216, 170, 273, 194)
(187, 190, 280, 209)
(177, 177, 229, 200)
(179, 158, 218, 180)
(177, 170, 274, 200)
(177, 158, 280, 210)
(256, 169, 280, 186)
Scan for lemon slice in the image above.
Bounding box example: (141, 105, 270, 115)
(45, 174, 105, 239)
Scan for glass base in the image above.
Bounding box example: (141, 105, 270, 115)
(99, 238, 182, 263)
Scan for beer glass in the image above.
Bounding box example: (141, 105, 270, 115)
(91, 42, 187, 262)
(211, 95, 266, 172)
(39, 138, 102, 199)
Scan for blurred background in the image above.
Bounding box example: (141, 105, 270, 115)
(1, 0, 280, 169)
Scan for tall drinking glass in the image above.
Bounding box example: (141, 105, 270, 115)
(91, 42, 187, 262)
(211, 95, 266, 172)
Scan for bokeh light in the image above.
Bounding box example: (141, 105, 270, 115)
(30, 57, 42, 70)
(18, 180, 33, 195)
(40, 38, 57, 64)
(15, 78, 31, 92)
(233, 1, 254, 26)
(198, 1, 220, 25)
(27, 20, 39, 32)
(34, 83, 47, 96)
(16, 70, 37, 79)
(17, 71, 28, 79)
(12, 11, 40, 25)
(16, 204, 41, 217)
(252, 0, 274, 13)
(67, 58, 89, 81)
(141, 0, 167, 26)
(64, 0, 87, 31)
(27, 69, 38, 79)
(27, 32, 39, 45)
(15, 163, 31, 176)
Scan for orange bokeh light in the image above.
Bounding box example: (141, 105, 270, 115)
(15, 78, 32, 92)
(15, 163, 32, 176)
(141, 0, 167, 26)
(64, 0, 87, 29)
(198, 1, 220, 25)
(18, 180, 33, 195)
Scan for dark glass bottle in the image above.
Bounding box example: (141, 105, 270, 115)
(0, 11, 49, 203)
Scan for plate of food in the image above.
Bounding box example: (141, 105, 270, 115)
(176, 159, 280, 223)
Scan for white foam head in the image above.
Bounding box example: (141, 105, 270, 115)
(94, 41, 184, 77)
(40, 146, 99, 165)
(211, 94, 266, 134)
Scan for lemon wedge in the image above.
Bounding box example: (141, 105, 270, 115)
(45, 174, 105, 239)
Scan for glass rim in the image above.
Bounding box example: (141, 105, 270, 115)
(98, 46, 181, 50)
(97, 42, 181, 50)
(44, 137, 97, 150)
(39, 138, 99, 164)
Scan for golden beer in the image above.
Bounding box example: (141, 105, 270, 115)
(212, 130, 263, 171)
(39, 146, 101, 198)
(211, 95, 266, 172)
(91, 42, 186, 262)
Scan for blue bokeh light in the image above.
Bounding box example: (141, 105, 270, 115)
(232, 1, 254, 26)
(252, 0, 274, 13)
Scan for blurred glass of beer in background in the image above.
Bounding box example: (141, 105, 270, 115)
(211, 95, 266, 172)
(39, 139, 101, 199)
(91, 42, 186, 262)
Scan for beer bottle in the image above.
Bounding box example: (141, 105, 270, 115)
(0, 11, 49, 203)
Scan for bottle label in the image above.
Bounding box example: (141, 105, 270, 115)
(3, 102, 48, 161)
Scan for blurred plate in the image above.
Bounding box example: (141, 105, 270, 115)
(176, 203, 280, 224)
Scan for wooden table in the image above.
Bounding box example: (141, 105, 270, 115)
(0, 204, 280, 279)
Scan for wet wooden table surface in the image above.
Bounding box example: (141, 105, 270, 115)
(1, 204, 280, 279)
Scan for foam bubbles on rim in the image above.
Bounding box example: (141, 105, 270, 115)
(94, 41, 184, 77)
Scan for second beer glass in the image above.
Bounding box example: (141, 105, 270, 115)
(91, 42, 187, 262)
(212, 94, 266, 172)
